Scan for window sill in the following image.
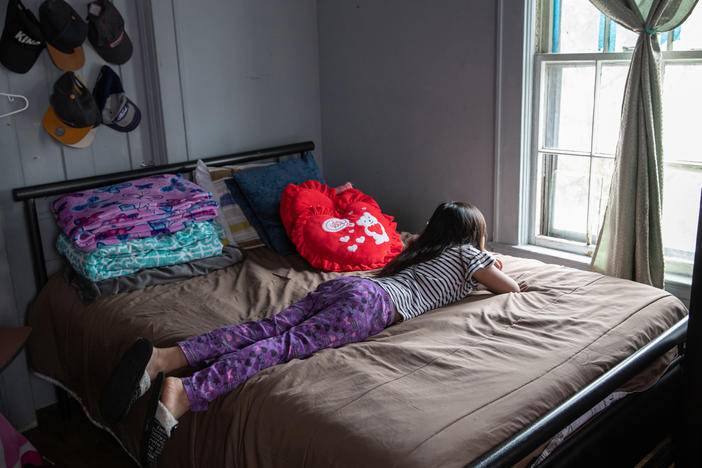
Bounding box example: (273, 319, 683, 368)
(488, 242, 592, 270)
(488, 242, 692, 306)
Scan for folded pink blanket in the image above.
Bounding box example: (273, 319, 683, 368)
(52, 174, 218, 251)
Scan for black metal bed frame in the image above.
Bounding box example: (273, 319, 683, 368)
(11, 141, 702, 467)
(12, 141, 314, 288)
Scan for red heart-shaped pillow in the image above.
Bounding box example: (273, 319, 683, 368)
(281, 181, 402, 271)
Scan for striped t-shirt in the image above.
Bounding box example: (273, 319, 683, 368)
(370, 244, 495, 321)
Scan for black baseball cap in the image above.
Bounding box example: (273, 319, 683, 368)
(0, 0, 45, 73)
(39, 0, 87, 71)
(43, 72, 100, 147)
(93, 65, 141, 132)
(87, 0, 132, 65)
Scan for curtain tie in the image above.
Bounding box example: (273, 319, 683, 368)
(645, 27, 656, 35)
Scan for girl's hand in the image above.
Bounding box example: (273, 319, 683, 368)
(494, 259, 503, 271)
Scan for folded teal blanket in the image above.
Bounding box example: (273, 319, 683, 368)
(57, 222, 223, 282)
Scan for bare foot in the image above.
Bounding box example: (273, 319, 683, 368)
(145, 347, 161, 380)
(161, 377, 190, 420)
(145, 347, 189, 381)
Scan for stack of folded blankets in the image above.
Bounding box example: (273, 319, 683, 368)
(53, 174, 222, 282)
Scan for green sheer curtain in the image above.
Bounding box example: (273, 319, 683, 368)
(589, 0, 699, 288)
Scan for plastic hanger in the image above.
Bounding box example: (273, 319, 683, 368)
(0, 92, 29, 118)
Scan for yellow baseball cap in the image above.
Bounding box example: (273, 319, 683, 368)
(42, 72, 100, 147)
(42, 103, 93, 145)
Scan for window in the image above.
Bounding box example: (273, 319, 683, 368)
(531, 0, 702, 276)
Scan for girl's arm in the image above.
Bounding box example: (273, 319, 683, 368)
(472, 264, 520, 294)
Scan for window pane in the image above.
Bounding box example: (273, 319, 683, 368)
(662, 61, 702, 163)
(611, 23, 639, 52)
(674, 4, 702, 51)
(541, 63, 595, 152)
(548, 154, 590, 237)
(557, 0, 602, 53)
(588, 157, 614, 243)
(593, 63, 628, 155)
(662, 166, 702, 261)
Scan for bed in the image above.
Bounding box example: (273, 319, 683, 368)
(12, 141, 701, 467)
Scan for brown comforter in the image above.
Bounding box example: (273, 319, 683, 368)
(27, 248, 687, 467)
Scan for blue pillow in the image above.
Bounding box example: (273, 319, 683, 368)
(225, 152, 324, 255)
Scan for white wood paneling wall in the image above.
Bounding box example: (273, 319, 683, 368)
(0, 0, 155, 430)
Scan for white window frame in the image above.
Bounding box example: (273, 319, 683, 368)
(530, 53, 624, 258)
(530, 51, 702, 262)
(492, 0, 695, 305)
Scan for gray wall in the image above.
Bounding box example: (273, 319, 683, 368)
(0, 0, 323, 430)
(317, 0, 498, 234)
(150, 0, 323, 165)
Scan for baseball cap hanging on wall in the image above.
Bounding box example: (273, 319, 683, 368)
(43, 72, 100, 147)
(87, 0, 132, 65)
(0, 0, 45, 73)
(93, 65, 140, 132)
(39, 0, 87, 71)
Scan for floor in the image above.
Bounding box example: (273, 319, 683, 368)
(23, 401, 136, 468)
(635, 436, 675, 468)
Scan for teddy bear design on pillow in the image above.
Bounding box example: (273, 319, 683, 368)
(356, 211, 390, 245)
(322, 210, 390, 251)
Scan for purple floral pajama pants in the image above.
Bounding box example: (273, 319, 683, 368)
(177, 276, 394, 411)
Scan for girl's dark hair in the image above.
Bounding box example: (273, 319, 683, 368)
(375, 201, 487, 277)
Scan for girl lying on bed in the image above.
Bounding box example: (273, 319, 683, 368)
(99, 201, 525, 466)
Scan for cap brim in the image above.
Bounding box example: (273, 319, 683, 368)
(46, 43, 85, 71)
(106, 98, 141, 132)
(0, 38, 43, 74)
(43, 105, 93, 145)
(93, 33, 132, 65)
(66, 126, 97, 148)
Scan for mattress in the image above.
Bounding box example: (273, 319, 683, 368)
(26, 247, 688, 467)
